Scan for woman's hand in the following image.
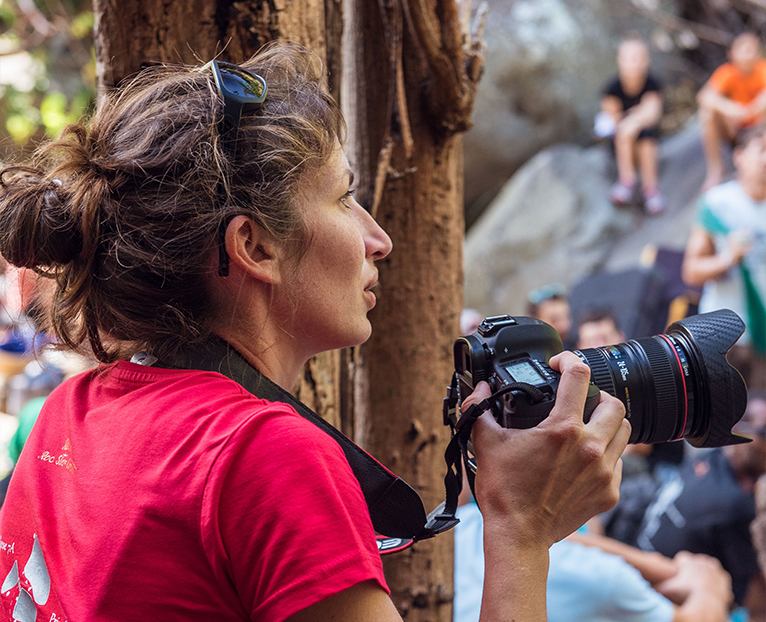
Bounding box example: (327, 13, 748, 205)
(465, 351, 630, 550)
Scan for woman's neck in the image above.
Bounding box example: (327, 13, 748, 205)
(215, 325, 305, 391)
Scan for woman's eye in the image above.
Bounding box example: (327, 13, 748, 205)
(340, 189, 355, 208)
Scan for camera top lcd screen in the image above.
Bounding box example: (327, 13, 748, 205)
(504, 360, 546, 385)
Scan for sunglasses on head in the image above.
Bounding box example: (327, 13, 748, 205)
(208, 60, 268, 276)
(210, 59, 268, 149)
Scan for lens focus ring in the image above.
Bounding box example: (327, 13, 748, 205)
(577, 350, 615, 396)
(641, 337, 680, 442)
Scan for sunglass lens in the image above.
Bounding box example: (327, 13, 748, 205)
(222, 69, 265, 99)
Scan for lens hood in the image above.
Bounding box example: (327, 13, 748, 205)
(668, 309, 749, 447)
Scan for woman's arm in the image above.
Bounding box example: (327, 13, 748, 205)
(287, 581, 402, 622)
(471, 352, 630, 621)
(288, 352, 630, 622)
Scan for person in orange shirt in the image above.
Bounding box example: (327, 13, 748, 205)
(698, 32, 766, 191)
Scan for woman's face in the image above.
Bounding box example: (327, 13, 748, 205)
(277, 145, 392, 356)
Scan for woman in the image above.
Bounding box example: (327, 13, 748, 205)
(0, 43, 629, 621)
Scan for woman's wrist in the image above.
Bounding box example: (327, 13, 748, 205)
(482, 518, 552, 564)
(480, 523, 551, 622)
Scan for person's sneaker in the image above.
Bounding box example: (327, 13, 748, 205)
(643, 188, 666, 215)
(609, 181, 635, 206)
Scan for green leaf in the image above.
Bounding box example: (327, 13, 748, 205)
(6, 115, 37, 145)
(70, 11, 94, 39)
(40, 91, 70, 136)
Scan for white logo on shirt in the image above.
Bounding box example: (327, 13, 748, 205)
(1, 534, 52, 622)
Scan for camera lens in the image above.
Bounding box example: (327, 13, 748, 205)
(574, 309, 748, 447)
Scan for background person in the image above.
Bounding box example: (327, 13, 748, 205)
(526, 283, 574, 349)
(0, 43, 629, 621)
(455, 493, 734, 622)
(698, 32, 766, 191)
(682, 124, 766, 391)
(576, 308, 626, 349)
(600, 35, 665, 214)
(748, 391, 766, 599)
(636, 390, 766, 620)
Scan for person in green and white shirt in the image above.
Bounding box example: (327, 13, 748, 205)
(682, 124, 766, 390)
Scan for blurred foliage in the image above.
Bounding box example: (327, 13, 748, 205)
(0, 0, 95, 160)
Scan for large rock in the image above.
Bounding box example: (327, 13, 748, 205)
(463, 121, 708, 316)
(463, 0, 690, 218)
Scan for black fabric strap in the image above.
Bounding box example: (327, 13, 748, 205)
(166, 336, 455, 545)
(441, 374, 547, 510)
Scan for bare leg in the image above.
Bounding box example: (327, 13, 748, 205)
(699, 105, 736, 191)
(614, 128, 638, 187)
(636, 138, 659, 193)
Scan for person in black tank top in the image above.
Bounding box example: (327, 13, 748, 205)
(599, 36, 665, 215)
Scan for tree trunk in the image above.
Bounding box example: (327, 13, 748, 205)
(342, 1, 485, 619)
(93, 0, 328, 87)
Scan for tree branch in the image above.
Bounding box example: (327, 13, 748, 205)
(403, 0, 487, 136)
(632, 4, 736, 47)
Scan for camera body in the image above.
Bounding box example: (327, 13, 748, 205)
(455, 315, 600, 430)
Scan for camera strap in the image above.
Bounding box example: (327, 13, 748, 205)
(166, 336, 460, 553)
(441, 372, 488, 509)
(442, 373, 550, 507)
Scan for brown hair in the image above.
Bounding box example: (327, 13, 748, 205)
(0, 42, 344, 363)
(734, 123, 766, 149)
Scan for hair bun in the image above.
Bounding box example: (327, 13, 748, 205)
(0, 168, 83, 269)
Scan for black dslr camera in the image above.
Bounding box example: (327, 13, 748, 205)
(453, 309, 749, 447)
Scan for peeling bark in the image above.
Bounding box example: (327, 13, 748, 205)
(343, 0, 485, 619)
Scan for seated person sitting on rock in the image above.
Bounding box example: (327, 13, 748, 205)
(698, 32, 766, 192)
(682, 123, 766, 392)
(599, 34, 665, 215)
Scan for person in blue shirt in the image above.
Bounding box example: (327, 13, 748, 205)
(455, 500, 733, 622)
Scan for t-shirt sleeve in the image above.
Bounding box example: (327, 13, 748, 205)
(708, 64, 735, 95)
(611, 565, 675, 622)
(644, 74, 662, 94)
(547, 543, 675, 622)
(603, 77, 623, 99)
(601, 554, 675, 622)
(695, 193, 729, 236)
(200, 401, 387, 622)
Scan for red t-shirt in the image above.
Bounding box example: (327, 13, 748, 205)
(0, 362, 387, 621)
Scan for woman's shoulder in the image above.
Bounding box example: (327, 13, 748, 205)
(45, 360, 320, 461)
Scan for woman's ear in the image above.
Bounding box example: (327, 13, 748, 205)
(225, 215, 281, 284)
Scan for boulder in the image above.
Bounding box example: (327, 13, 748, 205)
(463, 0, 693, 218)
(463, 121, 708, 316)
